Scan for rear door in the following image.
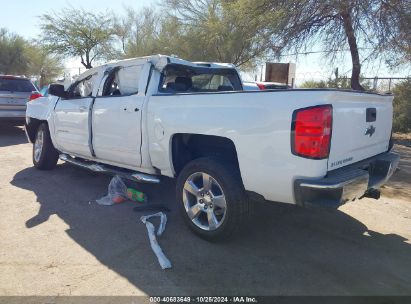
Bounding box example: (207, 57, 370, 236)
(91, 63, 148, 168)
(0, 76, 36, 117)
(53, 73, 99, 157)
(327, 92, 393, 170)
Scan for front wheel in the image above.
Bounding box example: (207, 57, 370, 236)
(176, 157, 249, 241)
(33, 123, 59, 170)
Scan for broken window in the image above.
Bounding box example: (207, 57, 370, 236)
(100, 65, 143, 97)
(68, 73, 98, 99)
(159, 64, 243, 93)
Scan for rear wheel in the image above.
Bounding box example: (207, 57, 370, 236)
(33, 123, 59, 170)
(176, 157, 248, 241)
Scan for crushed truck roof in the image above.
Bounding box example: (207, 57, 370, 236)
(77, 55, 236, 80)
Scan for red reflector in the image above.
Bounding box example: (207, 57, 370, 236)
(291, 105, 332, 159)
(256, 83, 266, 90)
(29, 92, 42, 102)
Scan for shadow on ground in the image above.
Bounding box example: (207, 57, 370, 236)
(0, 122, 26, 147)
(11, 160, 411, 295)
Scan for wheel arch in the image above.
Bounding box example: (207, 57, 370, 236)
(25, 118, 45, 143)
(170, 133, 241, 177)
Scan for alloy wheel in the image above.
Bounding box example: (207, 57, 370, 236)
(182, 172, 227, 231)
(34, 128, 44, 163)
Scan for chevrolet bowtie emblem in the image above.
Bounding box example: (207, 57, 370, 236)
(365, 125, 376, 137)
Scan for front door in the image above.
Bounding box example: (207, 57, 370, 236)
(53, 73, 99, 158)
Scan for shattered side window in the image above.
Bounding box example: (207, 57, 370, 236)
(100, 65, 143, 97)
(117, 65, 142, 95)
(70, 73, 98, 98)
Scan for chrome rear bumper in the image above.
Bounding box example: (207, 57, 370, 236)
(0, 109, 26, 119)
(294, 152, 400, 208)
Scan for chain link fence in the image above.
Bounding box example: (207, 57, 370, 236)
(355, 77, 411, 93)
(294, 72, 410, 93)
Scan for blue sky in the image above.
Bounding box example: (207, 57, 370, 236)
(0, 0, 154, 39)
(1, 0, 409, 82)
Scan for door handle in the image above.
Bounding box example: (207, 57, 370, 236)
(79, 106, 87, 112)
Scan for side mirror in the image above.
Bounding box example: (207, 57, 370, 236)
(49, 84, 68, 98)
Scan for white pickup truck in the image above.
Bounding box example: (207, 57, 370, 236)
(25, 55, 399, 241)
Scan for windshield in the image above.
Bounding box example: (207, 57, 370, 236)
(0, 77, 36, 92)
(159, 64, 242, 93)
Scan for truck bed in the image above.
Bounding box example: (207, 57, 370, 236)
(148, 88, 393, 204)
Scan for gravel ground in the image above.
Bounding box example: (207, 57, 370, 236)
(0, 122, 410, 296)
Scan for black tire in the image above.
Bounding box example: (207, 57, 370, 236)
(32, 123, 59, 170)
(176, 157, 249, 241)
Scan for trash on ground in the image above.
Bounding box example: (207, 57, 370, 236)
(96, 176, 150, 206)
(140, 212, 172, 270)
(127, 188, 147, 203)
(96, 175, 128, 205)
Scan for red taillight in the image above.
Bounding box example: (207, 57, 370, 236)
(29, 92, 42, 102)
(256, 83, 266, 90)
(291, 105, 333, 159)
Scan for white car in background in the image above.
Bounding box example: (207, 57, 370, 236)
(0, 75, 41, 122)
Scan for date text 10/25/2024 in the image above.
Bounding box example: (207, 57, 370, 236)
(149, 296, 258, 303)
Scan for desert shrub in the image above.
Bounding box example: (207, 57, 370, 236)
(392, 80, 411, 133)
(300, 77, 367, 89)
(300, 80, 328, 88)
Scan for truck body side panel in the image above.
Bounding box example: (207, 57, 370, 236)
(146, 89, 392, 204)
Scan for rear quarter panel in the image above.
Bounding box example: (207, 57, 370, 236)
(147, 90, 334, 204)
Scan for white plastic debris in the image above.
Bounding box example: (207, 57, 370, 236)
(96, 175, 128, 205)
(140, 212, 171, 269)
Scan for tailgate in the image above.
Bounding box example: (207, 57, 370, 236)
(327, 92, 393, 171)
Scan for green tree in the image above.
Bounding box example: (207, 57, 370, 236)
(164, 0, 274, 68)
(386, 0, 411, 66)
(392, 80, 411, 133)
(119, 1, 276, 70)
(25, 45, 64, 87)
(39, 8, 117, 69)
(0, 28, 63, 84)
(121, 7, 164, 58)
(0, 28, 29, 74)
(248, 0, 411, 91)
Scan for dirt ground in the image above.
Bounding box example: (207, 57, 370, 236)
(0, 122, 410, 297)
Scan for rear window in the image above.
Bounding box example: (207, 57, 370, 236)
(159, 64, 242, 93)
(0, 78, 36, 92)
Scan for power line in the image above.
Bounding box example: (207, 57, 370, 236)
(278, 47, 374, 57)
